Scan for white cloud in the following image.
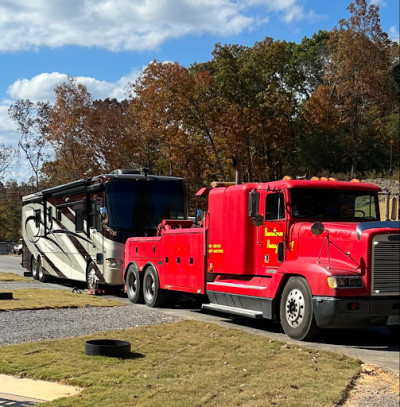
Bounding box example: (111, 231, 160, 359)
(1, 68, 141, 158)
(1, 68, 142, 181)
(7, 73, 68, 103)
(244, 0, 323, 24)
(0, 102, 16, 135)
(0, 0, 253, 52)
(7, 70, 141, 103)
(0, 0, 319, 52)
(370, 0, 386, 6)
(389, 25, 399, 43)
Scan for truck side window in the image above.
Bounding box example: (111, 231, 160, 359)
(265, 193, 285, 220)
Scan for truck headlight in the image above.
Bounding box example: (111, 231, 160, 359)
(327, 276, 363, 289)
(105, 258, 124, 268)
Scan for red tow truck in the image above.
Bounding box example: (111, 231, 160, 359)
(123, 177, 400, 340)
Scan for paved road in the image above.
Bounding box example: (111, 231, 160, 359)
(1, 255, 399, 374)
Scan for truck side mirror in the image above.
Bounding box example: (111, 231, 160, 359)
(248, 189, 260, 217)
(196, 209, 204, 224)
(248, 190, 264, 226)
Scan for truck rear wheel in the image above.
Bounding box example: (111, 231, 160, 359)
(143, 265, 166, 308)
(280, 277, 319, 341)
(126, 264, 144, 304)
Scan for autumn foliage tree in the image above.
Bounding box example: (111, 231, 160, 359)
(8, 0, 399, 196)
(8, 99, 51, 190)
(304, 0, 398, 176)
(128, 60, 230, 205)
(42, 78, 133, 185)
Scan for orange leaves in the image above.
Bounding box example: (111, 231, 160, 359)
(303, 86, 340, 133)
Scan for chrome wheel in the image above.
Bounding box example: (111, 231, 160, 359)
(144, 271, 155, 304)
(31, 256, 38, 280)
(127, 272, 138, 296)
(126, 264, 143, 304)
(86, 263, 98, 290)
(142, 266, 166, 307)
(37, 259, 48, 283)
(280, 277, 319, 341)
(285, 289, 305, 328)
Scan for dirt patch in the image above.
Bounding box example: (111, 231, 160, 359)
(341, 364, 400, 407)
(365, 178, 399, 196)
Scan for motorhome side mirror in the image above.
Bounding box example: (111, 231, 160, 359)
(311, 222, 325, 236)
(100, 207, 108, 224)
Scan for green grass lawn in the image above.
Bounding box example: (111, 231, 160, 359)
(0, 289, 123, 310)
(0, 272, 32, 281)
(0, 320, 361, 407)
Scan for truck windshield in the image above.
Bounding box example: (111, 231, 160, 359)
(106, 180, 186, 235)
(290, 188, 379, 221)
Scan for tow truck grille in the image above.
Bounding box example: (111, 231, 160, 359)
(371, 235, 400, 296)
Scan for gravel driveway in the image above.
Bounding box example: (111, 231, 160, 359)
(0, 305, 182, 346)
(0, 281, 182, 346)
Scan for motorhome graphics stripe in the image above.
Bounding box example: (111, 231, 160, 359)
(25, 211, 104, 283)
(31, 242, 66, 279)
(49, 212, 105, 283)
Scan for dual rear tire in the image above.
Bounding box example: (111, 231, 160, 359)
(126, 264, 166, 307)
(31, 255, 48, 283)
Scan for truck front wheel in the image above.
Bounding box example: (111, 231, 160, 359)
(126, 264, 144, 304)
(143, 266, 166, 308)
(280, 277, 319, 341)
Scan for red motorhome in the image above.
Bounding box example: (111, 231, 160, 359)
(124, 178, 400, 340)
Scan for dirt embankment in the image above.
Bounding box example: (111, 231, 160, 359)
(365, 178, 399, 196)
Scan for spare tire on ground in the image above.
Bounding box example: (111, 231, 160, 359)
(85, 339, 131, 358)
(0, 292, 13, 300)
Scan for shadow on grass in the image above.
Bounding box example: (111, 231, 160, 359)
(124, 352, 145, 360)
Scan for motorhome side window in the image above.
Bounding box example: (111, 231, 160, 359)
(34, 209, 41, 228)
(265, 193, 285, 220)
(74, 204, 85, 233)
(90, 199, 102, 232)
(48, 207, 53, 229)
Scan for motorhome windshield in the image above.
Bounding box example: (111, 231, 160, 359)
(106, 180, 186, 235)
(290, 188, 379, 221)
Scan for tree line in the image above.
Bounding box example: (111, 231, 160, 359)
(1, 0, 399, 241)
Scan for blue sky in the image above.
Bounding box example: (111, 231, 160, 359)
(0, 0, 399, 182)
